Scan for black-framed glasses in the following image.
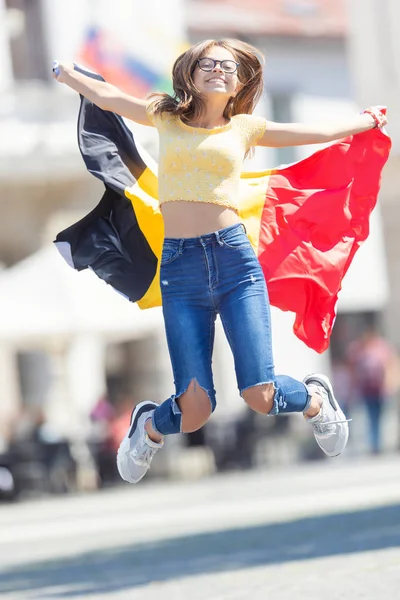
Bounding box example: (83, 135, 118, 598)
(197, 57, 239, 74)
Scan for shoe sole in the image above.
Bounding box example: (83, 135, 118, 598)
(116, 401, 158, 483)
(304, 373, 349, 457)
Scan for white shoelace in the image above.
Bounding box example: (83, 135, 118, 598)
(131, 437, 159, 467)
(312, 418, 351, 435)
(311, 404, 351, 435)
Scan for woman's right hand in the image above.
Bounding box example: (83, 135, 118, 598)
(52, 60, 74, 83)
(51, 60, 152, 126)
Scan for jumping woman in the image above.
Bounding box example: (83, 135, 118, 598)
(53, 38, 387, 483)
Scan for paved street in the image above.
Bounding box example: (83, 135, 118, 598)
(0, 455, 399, 599)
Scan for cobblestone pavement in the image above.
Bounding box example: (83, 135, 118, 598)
(0, 455, 399, 599)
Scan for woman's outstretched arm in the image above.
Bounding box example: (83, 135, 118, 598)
(257, 108, 387, 148)
(53, 62, 153, 126)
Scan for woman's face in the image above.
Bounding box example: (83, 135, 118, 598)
(192, 46, 239, 99)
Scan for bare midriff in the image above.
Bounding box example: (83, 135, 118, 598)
(161, 200, 241, 238)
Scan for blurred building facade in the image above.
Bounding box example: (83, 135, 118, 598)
(346, 0, 400, 342)
(0, 0, 185, 446)
(0, 0, 398, 464)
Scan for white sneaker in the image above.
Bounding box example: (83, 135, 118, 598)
(116, 401, 163, 483)
(303, 373, 350, 457)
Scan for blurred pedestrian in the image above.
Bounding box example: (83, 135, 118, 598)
(108, 395, 137, 453)
(53, 39, 386, 483)
(89, 395, 115, 444)
(331, 358, 355, 419)
(347, 326, 399, 454)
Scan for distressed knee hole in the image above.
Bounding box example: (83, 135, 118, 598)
(176, 378, 214, 433)
(241, 382, 276, 415)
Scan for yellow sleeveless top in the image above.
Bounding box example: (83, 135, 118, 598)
(147, 109, 267, 213)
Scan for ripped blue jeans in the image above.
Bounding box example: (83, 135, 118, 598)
(152, 223, 310, 435)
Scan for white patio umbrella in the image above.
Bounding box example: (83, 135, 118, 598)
(0, 245, 163, 345)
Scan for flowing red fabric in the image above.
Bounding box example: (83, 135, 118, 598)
(257, 128, 391, 353)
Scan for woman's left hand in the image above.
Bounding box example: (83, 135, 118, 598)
(363, 106, 387, 129)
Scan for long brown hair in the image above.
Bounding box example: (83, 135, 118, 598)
(147, 39, 265, 122)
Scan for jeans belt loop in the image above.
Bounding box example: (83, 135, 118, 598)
(215, 230, 224, 247)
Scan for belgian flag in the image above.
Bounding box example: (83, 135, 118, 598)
(55, 67, 391, 353)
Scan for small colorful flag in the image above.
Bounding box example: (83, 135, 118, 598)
(79, 27, 172, 97)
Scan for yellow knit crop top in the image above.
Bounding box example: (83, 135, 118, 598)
(146, 108, 267, 213)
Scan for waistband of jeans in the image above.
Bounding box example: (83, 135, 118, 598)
(163, 223, 246, 247)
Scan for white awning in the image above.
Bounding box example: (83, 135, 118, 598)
(0, 245, 163, 346)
